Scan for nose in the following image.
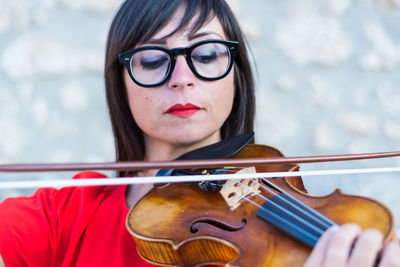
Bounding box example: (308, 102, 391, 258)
(167, 55, 196, 90)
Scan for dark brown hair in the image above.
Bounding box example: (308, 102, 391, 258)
(104, 0, 255, 176)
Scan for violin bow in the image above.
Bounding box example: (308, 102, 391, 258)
(0, 151, 399, 189)
(0, 150, 399, 172)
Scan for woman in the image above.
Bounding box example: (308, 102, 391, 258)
(0, 0, 399, 266)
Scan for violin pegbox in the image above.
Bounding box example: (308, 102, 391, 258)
(220, 167, 260, 211)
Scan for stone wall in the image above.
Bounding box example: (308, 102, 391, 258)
(1, 0, 400, 231)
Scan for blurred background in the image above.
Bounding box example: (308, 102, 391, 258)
(0, 0, 399, 231)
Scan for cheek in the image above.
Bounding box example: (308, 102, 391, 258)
(124, 73, 155, 127)
(214, 72, 235, 117)
(128, 91, 155, 126)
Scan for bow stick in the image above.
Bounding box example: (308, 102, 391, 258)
(0, 151, 399, 189)
(0, 151, 399, 173)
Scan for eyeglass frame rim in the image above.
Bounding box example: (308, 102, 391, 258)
(119, 39, 239, 88)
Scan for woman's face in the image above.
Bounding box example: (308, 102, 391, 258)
(124, 8, 235, 158)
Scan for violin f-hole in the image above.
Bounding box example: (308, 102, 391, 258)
(190, 218, 247, 233)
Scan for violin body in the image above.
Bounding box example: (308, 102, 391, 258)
(126, 144, 395, 267)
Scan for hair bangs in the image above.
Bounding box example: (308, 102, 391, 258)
(170, 1, 214, 39)
(139, 0, 215, 44)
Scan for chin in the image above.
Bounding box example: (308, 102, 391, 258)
(166, 129, 221, 147)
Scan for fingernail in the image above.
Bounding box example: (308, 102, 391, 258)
(328, 225, 339, 232)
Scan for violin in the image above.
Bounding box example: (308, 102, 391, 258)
(126, 143, 396, 267)
(1, 136, 399, 266)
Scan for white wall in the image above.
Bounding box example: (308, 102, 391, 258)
(1, 0, 399, 231)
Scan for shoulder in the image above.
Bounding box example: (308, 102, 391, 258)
(53, 171, 127, 216)
(0, 171, 128, 267)
(0, 171, 115, 226)
(71, 171, 108, 179)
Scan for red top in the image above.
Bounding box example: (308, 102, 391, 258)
(0, 172, 154, 267)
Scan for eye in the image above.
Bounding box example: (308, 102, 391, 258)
(140, 56, 169, 70)
(192, 51, 218, 64)
(191, 43, 229, 65)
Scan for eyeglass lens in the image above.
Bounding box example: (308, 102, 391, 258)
(131, 50, 169, 85)
(130, 42, 230, 85)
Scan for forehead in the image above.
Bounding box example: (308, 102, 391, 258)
(151, 6, 226, 41)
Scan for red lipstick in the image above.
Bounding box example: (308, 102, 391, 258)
(166, 103, 201, 117)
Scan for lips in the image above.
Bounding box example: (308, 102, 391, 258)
(166, 103, 201, 117)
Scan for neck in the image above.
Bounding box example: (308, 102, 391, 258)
(126, 131, 222, 208)
(143, 131, 222, 163)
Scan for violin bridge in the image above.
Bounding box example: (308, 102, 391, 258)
(220, 167, 260, 211)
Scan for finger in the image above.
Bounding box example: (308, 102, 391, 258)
(347, 229, 383, 267)
(378, 242, 400, 267)
(322, 223, 361, 267)
(303, 225, 339, 267)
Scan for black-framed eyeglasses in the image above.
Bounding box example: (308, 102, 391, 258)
(119, 39, 238, 88)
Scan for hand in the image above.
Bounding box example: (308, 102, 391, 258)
(304, 223, 400, 267)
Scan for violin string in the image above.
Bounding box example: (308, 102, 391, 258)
(242, 195, 261, 208)
(0, 166, 400, 189)
(253, 181, 333, 231)
(237, 180, 326, 237)
(242, 193, 321, 246)
(259, 179, 335, 228)
(234, 178, 337, 245)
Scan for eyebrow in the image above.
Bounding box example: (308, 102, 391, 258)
(188, 31, 224, 40)
(145, 31, 224, 45)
